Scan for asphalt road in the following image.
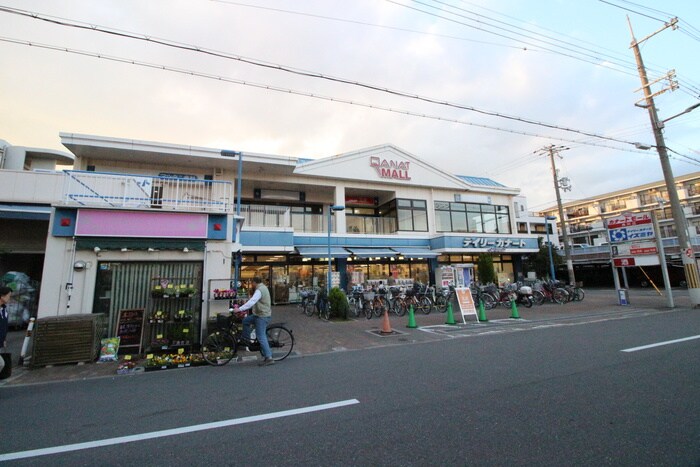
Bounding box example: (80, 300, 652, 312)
(1, 306, 699, 466)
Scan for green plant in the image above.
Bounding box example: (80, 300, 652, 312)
(477, 254, 497, 284)
(328, 287, 349, 320)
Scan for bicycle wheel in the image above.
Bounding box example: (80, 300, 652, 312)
(434, 294, 447, 313)
(396, 301, 408, 317)
(532, 290, 545, 306)
(364, 302, 373, 320)
(304, 300, 315, 316)
(373, 298, 386, 317)
(481, 293, 497, 310)
(201, 331, 237, 366)
(319, 300, 330, 320)
(553, 288, 568, 304)
(573, 287, 585, 302)
(419, 296, 433, 314)
(350, 298, 362, 318)
(266, 325, 294, 361)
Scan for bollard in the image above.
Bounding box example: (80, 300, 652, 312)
(478, 300, 488, 322)
(445, 302, 456, 325)
(406, 305, 417, 328)
(510, 298, 521, 319)
(19, 317, 35, 366)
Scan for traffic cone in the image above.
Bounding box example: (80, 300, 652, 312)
(510, 298, 521, 319)
(478, 300, 488, 323)
(380, 308, 393, 334)
(406, 305, 417, 328)
(445, 302, 456, 325)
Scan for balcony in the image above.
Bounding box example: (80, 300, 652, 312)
(62, 171, 232, 213)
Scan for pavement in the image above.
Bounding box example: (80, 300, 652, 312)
(0, 287, 692, 387)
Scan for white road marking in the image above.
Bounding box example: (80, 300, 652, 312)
(621, 335, 700, 353)
(0, 399, 360, 462)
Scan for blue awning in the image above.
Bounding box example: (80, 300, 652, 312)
(348, 248, 397, 258)
(0, 204, 51, 220)
(296, 247, 350, 258)
(393, 248, 441, 258)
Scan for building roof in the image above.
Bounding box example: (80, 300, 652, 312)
(455, 175, 505, 188)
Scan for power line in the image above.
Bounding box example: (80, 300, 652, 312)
(0, 6, 650, 148)
(0, 35, 655, 155)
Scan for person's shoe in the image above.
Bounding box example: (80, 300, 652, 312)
(258, 357, 275, 366)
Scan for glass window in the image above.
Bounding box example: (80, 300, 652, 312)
(451, 211, 467, 232)
(436, 210, 452, 231)
(413, 200, 426, 209)
(397, 199, 412, 207)
(413, 209, 428, 231)
(482, 211, 497, 233)
(397, 208, 413, 230)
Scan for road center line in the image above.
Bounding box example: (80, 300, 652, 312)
(621, 335, 700, 353)
(0, 399, 360, 462)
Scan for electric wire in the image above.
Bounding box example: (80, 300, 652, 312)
(0, 6, 651, 148)
(0, 35, 655, 155)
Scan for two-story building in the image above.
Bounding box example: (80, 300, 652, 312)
(5, 132, 549, 347)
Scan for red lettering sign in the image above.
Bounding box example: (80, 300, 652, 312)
(370, 156, 411, 181)
(607, 213, 652, 229)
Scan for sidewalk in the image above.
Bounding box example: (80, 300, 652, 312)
(0, 288, 689, 386)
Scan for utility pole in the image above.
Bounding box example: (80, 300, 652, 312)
(538, 144, 576, 286)
(628, 16, 700, 307)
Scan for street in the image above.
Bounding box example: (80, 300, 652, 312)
(1, 305, 699, 466)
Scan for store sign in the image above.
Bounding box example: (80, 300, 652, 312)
(463, 238, 527, 249)
(612, 242, 658, 256)
(606, 213, 652, 229)
(370, 156, 411, 181)
(608, 225, 655, 243)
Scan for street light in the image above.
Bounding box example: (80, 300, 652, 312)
(327, 204, 345, 295)
(221, 150, 243, 289)
(545, 216, 557, 281)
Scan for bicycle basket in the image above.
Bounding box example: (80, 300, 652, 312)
(363, 292, 375, 300)
(216, 313, 232, 329)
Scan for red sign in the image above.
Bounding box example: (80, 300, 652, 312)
(369, 156, 411, 181)
(630, 246, 657, 255)
(613, 257, 636, 267)
(607, 213, 652, 229)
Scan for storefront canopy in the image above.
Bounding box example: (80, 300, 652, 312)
(0, 204, 51, 220)
(393, 247, 441, 258)
(296, 246, 351, 258)
(347, 247, 397, 258)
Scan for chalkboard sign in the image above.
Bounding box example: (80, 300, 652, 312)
(116, 309, 145, 353)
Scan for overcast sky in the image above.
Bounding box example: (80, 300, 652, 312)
(1, 0, 698, 211)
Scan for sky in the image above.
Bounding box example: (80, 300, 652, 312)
(1, 0, 699, 212)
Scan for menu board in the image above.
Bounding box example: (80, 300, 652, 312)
(116, 308, 145, 353)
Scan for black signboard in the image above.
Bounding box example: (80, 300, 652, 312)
(116, 309, 145, 353)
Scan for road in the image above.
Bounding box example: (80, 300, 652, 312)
(1, 306, 699, 465)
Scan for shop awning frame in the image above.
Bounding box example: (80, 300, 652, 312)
(347, 247, 397, 258)
(0, 204, 51, 220)
(393, 247, 441, 258)
(296, 247, 351, 258)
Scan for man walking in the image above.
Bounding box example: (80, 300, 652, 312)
(236, 277, 274, 366)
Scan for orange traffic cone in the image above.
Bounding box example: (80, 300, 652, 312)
(380, 307, 393, 334)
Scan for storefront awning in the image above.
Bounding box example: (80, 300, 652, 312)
(348, 247, 397, 258)
(0, 204, 51, 220)
(296, 247, 351, 258)
(393, 248, 441, 258)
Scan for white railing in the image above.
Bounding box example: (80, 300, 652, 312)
(62, 171, 233, 213)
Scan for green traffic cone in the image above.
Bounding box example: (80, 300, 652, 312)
(510, 298, 521, 319)
(407, 304, 417, 328)
(478, 300, 488, 322)
(445, 302, 456, 325)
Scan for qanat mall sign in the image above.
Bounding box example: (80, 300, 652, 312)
(370, 156, 411, 181)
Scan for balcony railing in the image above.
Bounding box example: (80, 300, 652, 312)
(62, 171, 232, 213)
(241, 204, 326, 233)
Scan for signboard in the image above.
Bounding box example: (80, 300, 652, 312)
(116, 309, 145, 353)
(455, 288, 479, 324)
(606, 213, 652, 229)
(611, 241, 658, 256)
(613, 256, 659, 267)
(608, 224, 655, 243)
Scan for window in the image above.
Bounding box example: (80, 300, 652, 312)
(396, 198, 428, 232)
(435, 201, 511, 234)
(517, 222, 528, 234)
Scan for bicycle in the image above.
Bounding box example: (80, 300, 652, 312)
(201, 311, 294, 365)
(298, 288, 315, 314)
